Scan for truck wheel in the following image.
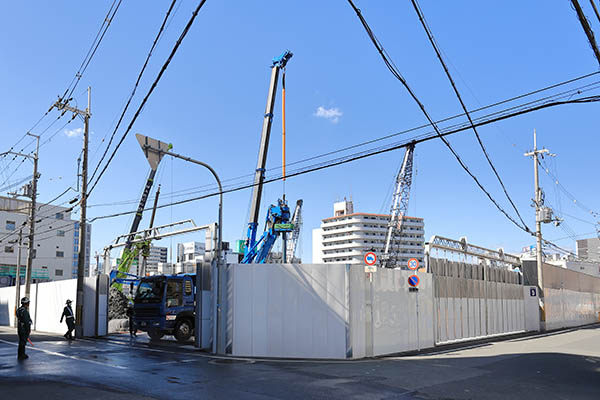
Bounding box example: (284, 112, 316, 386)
(147, 329, 164, 341)
(174, 319, 192, 343)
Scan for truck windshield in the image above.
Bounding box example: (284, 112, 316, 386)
(135, 279, 165, 303)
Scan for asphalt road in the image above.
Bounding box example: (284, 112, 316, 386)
(0, 325, 599, 399)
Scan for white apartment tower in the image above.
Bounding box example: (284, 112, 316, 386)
(312, 199, 425, 266)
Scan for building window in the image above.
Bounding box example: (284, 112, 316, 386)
(5, 220, 15, 231)
(56, 251, 64, 258)
(55, 269, 63, 276)
(5, 246, 14, 253)
(57, 230, 65, 237)
(56, 213, 64, 220)
(188, 254, 194, 261)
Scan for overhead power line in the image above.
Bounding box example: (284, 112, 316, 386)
(346, 0, 532, 234)
(61, 0, 123, 102)
(87, 93, 600, 224)
(87, 0, 209, 197)
(88, 0, 178, 185)
(409, 0, 529, 231)
(570, 0, 600, 66)
(539, 158, 600, 218)
(1, 0, 123, 190)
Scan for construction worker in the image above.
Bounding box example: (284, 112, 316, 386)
(16, 297, 32, 360)
(126, 303, 136, 337)
(60, 299, 75, 340)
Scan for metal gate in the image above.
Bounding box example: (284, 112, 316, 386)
(427, 236, 525, 344)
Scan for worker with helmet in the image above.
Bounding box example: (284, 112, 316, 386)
(16, 297, 32, 360)
(60, 299, 75, 340)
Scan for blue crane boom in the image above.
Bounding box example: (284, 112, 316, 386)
(242, 51, 294, 264)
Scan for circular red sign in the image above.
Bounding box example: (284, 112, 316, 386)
(408, 275, 420, 287)
(407, 258, 419, 271)
(364, 252, 377, 266)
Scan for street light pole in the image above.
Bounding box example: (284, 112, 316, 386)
(136, 134, 223, 352)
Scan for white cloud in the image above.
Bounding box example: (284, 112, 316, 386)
(64, 127, 83, 138)
(314, 106, 342, 124)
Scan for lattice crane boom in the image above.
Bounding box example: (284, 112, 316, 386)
(382, 143, 415, 268)
(286, 199, 303, 261)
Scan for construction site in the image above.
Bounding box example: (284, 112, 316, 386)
(1, 1, 600, 399)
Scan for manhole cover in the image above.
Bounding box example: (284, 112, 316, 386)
(208, 358, 255, 365)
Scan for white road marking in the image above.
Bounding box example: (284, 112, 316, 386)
(0, 338, 127, 370)
(152, 358, 198, 365)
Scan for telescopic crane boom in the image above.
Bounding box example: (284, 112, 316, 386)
(242, 51, 294, 263)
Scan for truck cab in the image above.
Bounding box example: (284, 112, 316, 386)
(133, 274, 195, 343)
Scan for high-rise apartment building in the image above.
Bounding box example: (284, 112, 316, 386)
(312, 199, 425, 266)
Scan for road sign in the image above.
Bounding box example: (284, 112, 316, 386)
(408, 275, 420, 287)
(364, 252, 377, 266)
(407, 258, 419, 271)
(530, 288, 537, 297)
(364, 265, 377, 273)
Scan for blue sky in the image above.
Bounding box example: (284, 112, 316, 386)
(1, 1, 599, 263)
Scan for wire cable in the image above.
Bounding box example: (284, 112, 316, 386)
(87, 0, 209, 197)
(88, 94, 600, 223)
(88, 0, 178, 185)
(61, 0, 123, 102)
(347, 0, 532, 234)
(409, 0, 529, 230)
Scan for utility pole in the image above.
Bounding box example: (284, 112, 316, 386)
(12, 228, 23, 328)
(55, 87, 91, 337)
(1, 135, 40, 299)
(524, 129, 550, 330)
(24, 133, 39, 298)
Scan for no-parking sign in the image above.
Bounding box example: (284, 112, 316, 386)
(364, 252, 377, 266)
(408, 275, 420, 287)
(364, 252, 377, 273)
